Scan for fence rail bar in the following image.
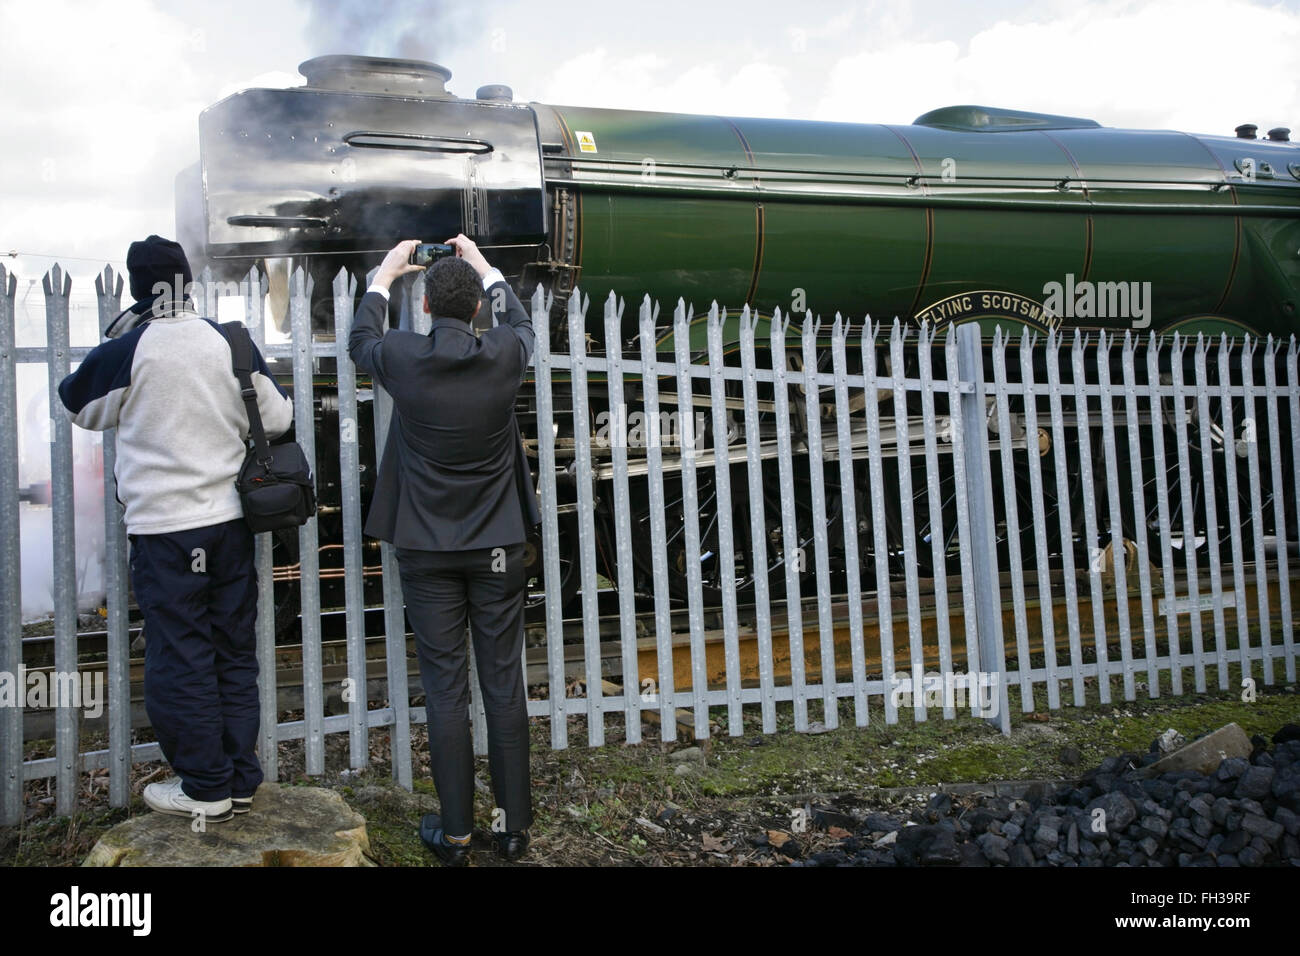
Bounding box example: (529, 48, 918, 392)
(9, 266, 1300, 795)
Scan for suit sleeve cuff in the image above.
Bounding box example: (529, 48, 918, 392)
(366, 284, 392, 301)
(482, 267, 504, 290)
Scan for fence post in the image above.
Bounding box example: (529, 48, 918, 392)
(672, 299, 711, 739)
(0, 265, 20, 826)
(289, 268, 325, 775)
(95, 266, 130, 808)
(770, 307, 807, 731)
(332, 267, 369, 770)
(532, 284, 566, 749)
(708, 303, 745, 735)
(603, 290, 642, 742)
(955, 322, 1010, 733)
(567, 288, 603, 745)
(44, 265, 82, 813)
(243, 266, 283, 784)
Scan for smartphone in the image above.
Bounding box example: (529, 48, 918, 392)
(409, 242, 455, 266)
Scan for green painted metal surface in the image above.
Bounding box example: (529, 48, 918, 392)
(540, 103, 1299, 347)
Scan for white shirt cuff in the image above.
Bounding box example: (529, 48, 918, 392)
(482, 267, 504, 290)
(366, 284, 391, 301)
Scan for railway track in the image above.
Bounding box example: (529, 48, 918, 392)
(19, 561, 1299, 740)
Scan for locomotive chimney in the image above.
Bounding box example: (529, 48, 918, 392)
(1235, 123, 1258, 139)
(298, 54, 454, 97)
(1267, 127, 1291, 142)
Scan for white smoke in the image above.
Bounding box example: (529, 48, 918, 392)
(15, 268, 113, 622)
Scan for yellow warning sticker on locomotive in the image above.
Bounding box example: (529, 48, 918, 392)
(575, 130, 597, 153)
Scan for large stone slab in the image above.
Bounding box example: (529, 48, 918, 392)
(1136, 723, 1253, 778)
(83, 784, 375, 867)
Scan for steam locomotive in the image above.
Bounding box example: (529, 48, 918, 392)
(175, 55, 1300, 635)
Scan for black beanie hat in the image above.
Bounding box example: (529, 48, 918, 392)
(126, 235, 192, 304)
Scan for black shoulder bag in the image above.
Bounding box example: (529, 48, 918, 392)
(221, 321, 317, 532)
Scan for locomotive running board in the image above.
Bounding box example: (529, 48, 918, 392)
(582, 418, 1041, 481)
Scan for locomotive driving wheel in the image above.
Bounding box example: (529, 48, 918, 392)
(630, 457, 851, 607)
(1119, 349, 1296, 569)
(523, 512, 580, 617)
(882, 345, 1084, 579)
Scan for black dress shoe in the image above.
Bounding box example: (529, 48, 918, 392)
(419, 814, 471, 867)
(493, 829, 530, 861)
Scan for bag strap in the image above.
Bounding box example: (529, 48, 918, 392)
(221, 321, 272, 465)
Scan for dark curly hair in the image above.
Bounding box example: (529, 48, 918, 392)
(424, 256, 482, 322)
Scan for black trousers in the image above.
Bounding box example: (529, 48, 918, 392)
(396, 542, 532, 836)
(128, 517, 262, 802)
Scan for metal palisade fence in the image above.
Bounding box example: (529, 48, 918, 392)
(2, 262, 1298, 822)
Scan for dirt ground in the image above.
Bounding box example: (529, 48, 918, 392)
(5, 667, 1298, 867)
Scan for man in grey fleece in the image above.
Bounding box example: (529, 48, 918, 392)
(59, 235, 292, 823)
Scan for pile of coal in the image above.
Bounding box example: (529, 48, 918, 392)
(787, 723, 1300, 867)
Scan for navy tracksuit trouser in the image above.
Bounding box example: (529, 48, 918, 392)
(128, 517, 263, 802)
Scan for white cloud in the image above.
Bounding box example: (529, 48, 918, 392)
(812, 0, 1300, 133)
(540, 49, 793, 118)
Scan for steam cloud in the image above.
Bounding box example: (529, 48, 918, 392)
(301, 0, 474, 64)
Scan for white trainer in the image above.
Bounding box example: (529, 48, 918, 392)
(142, 778, 233, 823)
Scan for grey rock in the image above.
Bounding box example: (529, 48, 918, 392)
(926, 792, 953, 816)
(1241, 813, 1283, 843)
(1140, 723, 1253, 777)
(1219, 830, 1248, 854)
(1033, 817, 1061, 848)
(1273, 765, 1300, 802)
(84, 784, 376, 867)
(1282, 834, 1300, 861)
(1140, 815, 1168, 840)
(977, 832, 1012, 865)
(1085, 792, 1137, 833)
(1008, 844, 1036, 867)
(1212, 798, 1234, 826)
(811, 807, 856, 831)
(957, 841, 989, 867)
(925, 832, 967, 868)
(1217, 757, 1250, 781)
(862, 812, 904, 834)
(1274, 806, 1299, 836)
(1236, 766, 1275, 800)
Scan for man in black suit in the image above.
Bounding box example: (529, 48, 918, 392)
(348, 236, 540, 865)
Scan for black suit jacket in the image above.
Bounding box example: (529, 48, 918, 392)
(347, 277, 541, 551)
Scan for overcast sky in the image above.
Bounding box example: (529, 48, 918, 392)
(2, 0, 1298, 282)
